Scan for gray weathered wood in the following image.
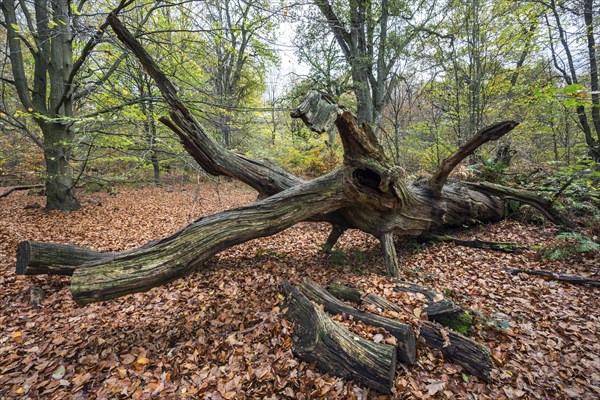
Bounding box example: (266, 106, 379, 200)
(299, 279, 416, 365)
(282, 281, 397, 394)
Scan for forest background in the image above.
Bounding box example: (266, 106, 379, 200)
(0, 0, 599, 215)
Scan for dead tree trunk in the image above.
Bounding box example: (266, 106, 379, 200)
(14, 14, 573, 305)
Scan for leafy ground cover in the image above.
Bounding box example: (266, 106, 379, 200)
(0, 182, 599, 399)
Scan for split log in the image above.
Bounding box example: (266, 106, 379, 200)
(419, 321, 493, 382)
(281, 281, 397, 394)
(299, 279, 416, 365)
(327, 282, 493, 382)
(506, 267, 600, 287)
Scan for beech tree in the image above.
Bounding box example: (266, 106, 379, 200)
(0, 0, 134, 210)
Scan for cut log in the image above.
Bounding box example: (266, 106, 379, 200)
(419, 321, 493, 382)
(506, 267, 600, 287)
(394, 281, 467, 325)
(299, 279, 416, 365)
(327, 282, 493, 382)
(281, 281, 397, 394)
(327, 281, 363, 304)
(16, 241, 117, 276)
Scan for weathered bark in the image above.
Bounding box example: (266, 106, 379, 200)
(70, 174, 345, 305)
(16, 241, 117, 276)
(298, 279, 416, 365)
(381, 232, 401, 277)
(506, 267, 600, 288)
(282, 281, 397, 394)
(419, 321, 493, 382)
(327, 282, 493, 382)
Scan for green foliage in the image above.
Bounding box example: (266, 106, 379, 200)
(467, 158, 509, 183)
(437, 312, 474, 336)
(540, 232, 600, 260)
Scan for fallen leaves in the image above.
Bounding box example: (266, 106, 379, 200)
(0, 182, 599, 399)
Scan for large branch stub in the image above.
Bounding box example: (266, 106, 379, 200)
(429, 121, 520, 194)
(290, 90, 341, 134)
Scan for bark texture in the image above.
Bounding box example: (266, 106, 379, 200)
(326, 282, 493, 382)
(282, 282, 397, 394)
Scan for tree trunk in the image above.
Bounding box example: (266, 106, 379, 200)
(41, 123, 80, 211)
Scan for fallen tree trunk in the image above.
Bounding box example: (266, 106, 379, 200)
(0, 184, 44, 198)
(281, 281, 397, 394)
(326, 282, 493, 382)
(14, 14, 574, 306)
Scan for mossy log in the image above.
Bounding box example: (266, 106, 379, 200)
(299, 279, 416, 365)
(327, 282, 492, 382)
(281, 281, 397, 394)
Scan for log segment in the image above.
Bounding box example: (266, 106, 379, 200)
(327, 282, 493, 382)
(281, 281, 397, 394)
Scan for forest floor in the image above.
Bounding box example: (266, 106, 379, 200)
(0, 181, 599, 399)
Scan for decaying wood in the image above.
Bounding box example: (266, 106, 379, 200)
(298, 280, 417, 365)
(327, 282, 493, 382)
(394, 281, 466, 323)
(281, 281, 397, 394)
(14, 15, 574, 307)
(429, 121, 519, 194)
(465, 181, 576, 228)
(419, 321, 493, 382)
(506, 267, 600, 287)
(16, 241, 117, 276)
(0, 184, 43, 198)
(327, 281, 363, 304)
(419, 234, 528, 253)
